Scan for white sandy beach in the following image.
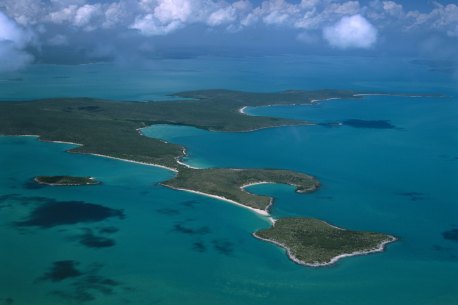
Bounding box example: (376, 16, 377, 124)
(11, 134, 180, 173)
(164, 185, 270, 217)
(90, 153, 179, 172)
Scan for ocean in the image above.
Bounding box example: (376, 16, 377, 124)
(0, 55, 457, 305)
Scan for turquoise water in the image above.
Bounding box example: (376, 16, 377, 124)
(0, 56, 457, 304)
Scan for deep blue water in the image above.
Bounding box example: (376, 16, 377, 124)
(0, 56, 457, 305)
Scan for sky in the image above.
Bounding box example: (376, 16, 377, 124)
(0, 0, 457, 71)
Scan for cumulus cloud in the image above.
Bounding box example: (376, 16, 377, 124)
(207, 7, 236, 26)
(0, 10, 34, 71)
(130, 0, 209, 35)
(0, 0, 457, 64)
(323, 14, 377, 49)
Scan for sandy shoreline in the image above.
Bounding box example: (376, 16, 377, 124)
(6, 113, 397, 266)
(6, 134, 180, 173)
(90, 153, 179, 172)
(353, 93, 426, 97)
(10, 135, 274, 221)
(176, 147, 201, 169)
(163, 184, 270, 217)
(253, 232, 397, 267)
(240, 181, 274, 189)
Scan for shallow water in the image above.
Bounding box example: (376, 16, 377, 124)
(0, 55, 457, 304)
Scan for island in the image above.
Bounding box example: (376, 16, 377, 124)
(34, 176, 100, 186)
(0, 89, 398, 266)
(254, 218, 396, 266)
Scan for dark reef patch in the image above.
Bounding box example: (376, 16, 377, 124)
(0, 194, 21, 203)
(432, 245, 458, 261)
(1, 298, 14, 305)
(156, 208, 180, 216)
(398, 192, 426, 201)
(41, 260, 82, 282)
(192, 241, 206, 253)
(15, 198, 124, 228)
(180, 200, 198, 208)
(50, 263, 121, 303)
(432, 245, 454, 252)
(342, 119, 396, 129)
(212, 239, 234, 256)
(98, 226, 119, 234)
(173, 224, 210, 235)
(77, 229, 115, 248)
(442, 229, 458, 242)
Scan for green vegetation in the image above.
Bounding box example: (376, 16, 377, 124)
(0, 89, 398, 266)
(35, 176, 100, 186)
(0, 89, 357, 169)
(254, 218, 395, 266)
(162, 168, 319, 211)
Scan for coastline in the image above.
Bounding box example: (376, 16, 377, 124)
(240, 181, 274, 189)
(162, 184, 271, 217)
(353, 93, 428, 98)
(240, 96, 345, 115)
(4, 134, 180, 173)
(33, 176, 100, 186)
(236, 93, 432, 121)
(253, 232, 397, 267)
(89, 153, 179, 173)
(176, 147, 201, 169)
(240, 181, 276, 216)
(7, 135, 276, 223)
(208, 122, 315, 133)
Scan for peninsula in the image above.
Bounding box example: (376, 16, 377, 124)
(34, 176, 100, 186)
(0, 89, 396, 266)
(162, 168, 319, 214)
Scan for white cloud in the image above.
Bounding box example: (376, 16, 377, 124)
(102, 2, 132, 29)
(382, 1, 403, 17)
(0, 10, 34, 71)
(48, 5, 78, 24)
(405, 3, 458, 36)
(323, 14, 377, 49)
(0, 0, 45, 25)
(130, 0, 213, 35)
(74, 4, 102, 28)
(207, 7, 236, 26)
(1, 0, 458, 58)
(130, 13, 183, 35)
(154, 0, 192, 24)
